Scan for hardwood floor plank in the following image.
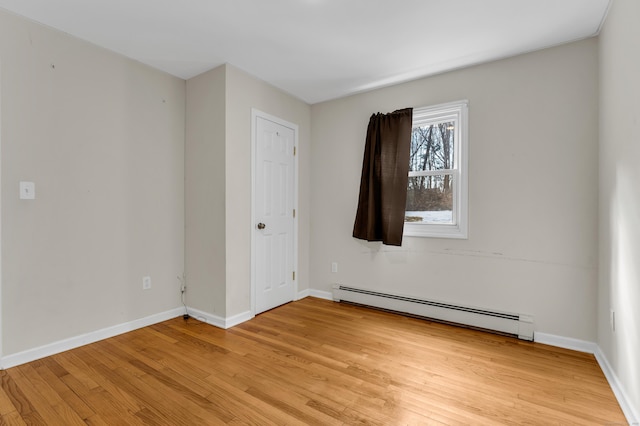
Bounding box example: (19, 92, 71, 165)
(201, 368, 305, 425)
(83, 413, 115, 426)
(244, 385, 342, 426)
(51, 351, 101, 392)
(55, 349, 144, 419)
(0, 376, 18, 417)
(0, 371, 38, 421)
(0, 298, 627, 424)
(0, 410, 28, 426)
(6, 367, 85, 425)
(30, 361, 95, 421)
(81, 388, 146, 426)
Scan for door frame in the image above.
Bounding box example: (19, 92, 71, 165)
(250, 109, 299, 316)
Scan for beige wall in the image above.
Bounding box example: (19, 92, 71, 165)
(599, 0, 640, 417)
(185, 66, 227, 316)
(225, 65, 311, 317)
(310, 39, 599, 340)
(184, 64, 311, 320)
(0, 10, 185, 354)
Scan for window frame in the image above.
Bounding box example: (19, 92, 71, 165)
(404, 100, 469, 239)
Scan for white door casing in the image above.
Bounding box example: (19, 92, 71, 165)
(251, 110, 298, 315)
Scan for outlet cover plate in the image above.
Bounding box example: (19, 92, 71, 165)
(20, 181, 35, 200)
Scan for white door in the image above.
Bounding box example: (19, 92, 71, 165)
(253, 113, 296, 314)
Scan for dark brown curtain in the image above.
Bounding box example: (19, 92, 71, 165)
(353, 108, 413, 246)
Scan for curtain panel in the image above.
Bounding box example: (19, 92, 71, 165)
(353, 108, 413, 246)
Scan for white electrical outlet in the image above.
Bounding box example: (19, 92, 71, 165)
(143, 276, 151, 290)
(331, 262, 338, 273)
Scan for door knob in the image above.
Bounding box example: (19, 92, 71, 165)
(257, 223, 266, 230)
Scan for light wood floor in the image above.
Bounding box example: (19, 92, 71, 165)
(0, 297, 626, 425)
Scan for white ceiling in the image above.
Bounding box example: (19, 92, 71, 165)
(0, 0, 610, 104)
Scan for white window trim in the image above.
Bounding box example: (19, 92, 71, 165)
(404, 100, 469, 239)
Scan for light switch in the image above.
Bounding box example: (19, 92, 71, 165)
(20, 181, 35, 200)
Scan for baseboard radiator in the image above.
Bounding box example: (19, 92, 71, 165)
(332, 285, 534, 341)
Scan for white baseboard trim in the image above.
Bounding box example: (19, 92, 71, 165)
(226, 310, 254, 328)
(297, 289, 332, 301)
(535, 332, 638, 425)
(308, 289, 333, 300)
(594, 347, 639, 425)
(534, 332, 598, 354)
(186, 307, 253, 329)
(187, 307, 226, 328)
(0, 307, 184, 370)
(296, 289, 310, 300)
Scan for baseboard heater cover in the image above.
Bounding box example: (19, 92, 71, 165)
(332, 285, 534, 341)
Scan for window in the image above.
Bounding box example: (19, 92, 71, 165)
(404, 100, 468, 239)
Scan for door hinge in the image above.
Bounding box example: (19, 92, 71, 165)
(293, 146, 296, 156)
(293, 209, 296, 218)
(292, 271, 296, 280)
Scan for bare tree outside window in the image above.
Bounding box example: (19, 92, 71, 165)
(406, 121, 455, 224)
